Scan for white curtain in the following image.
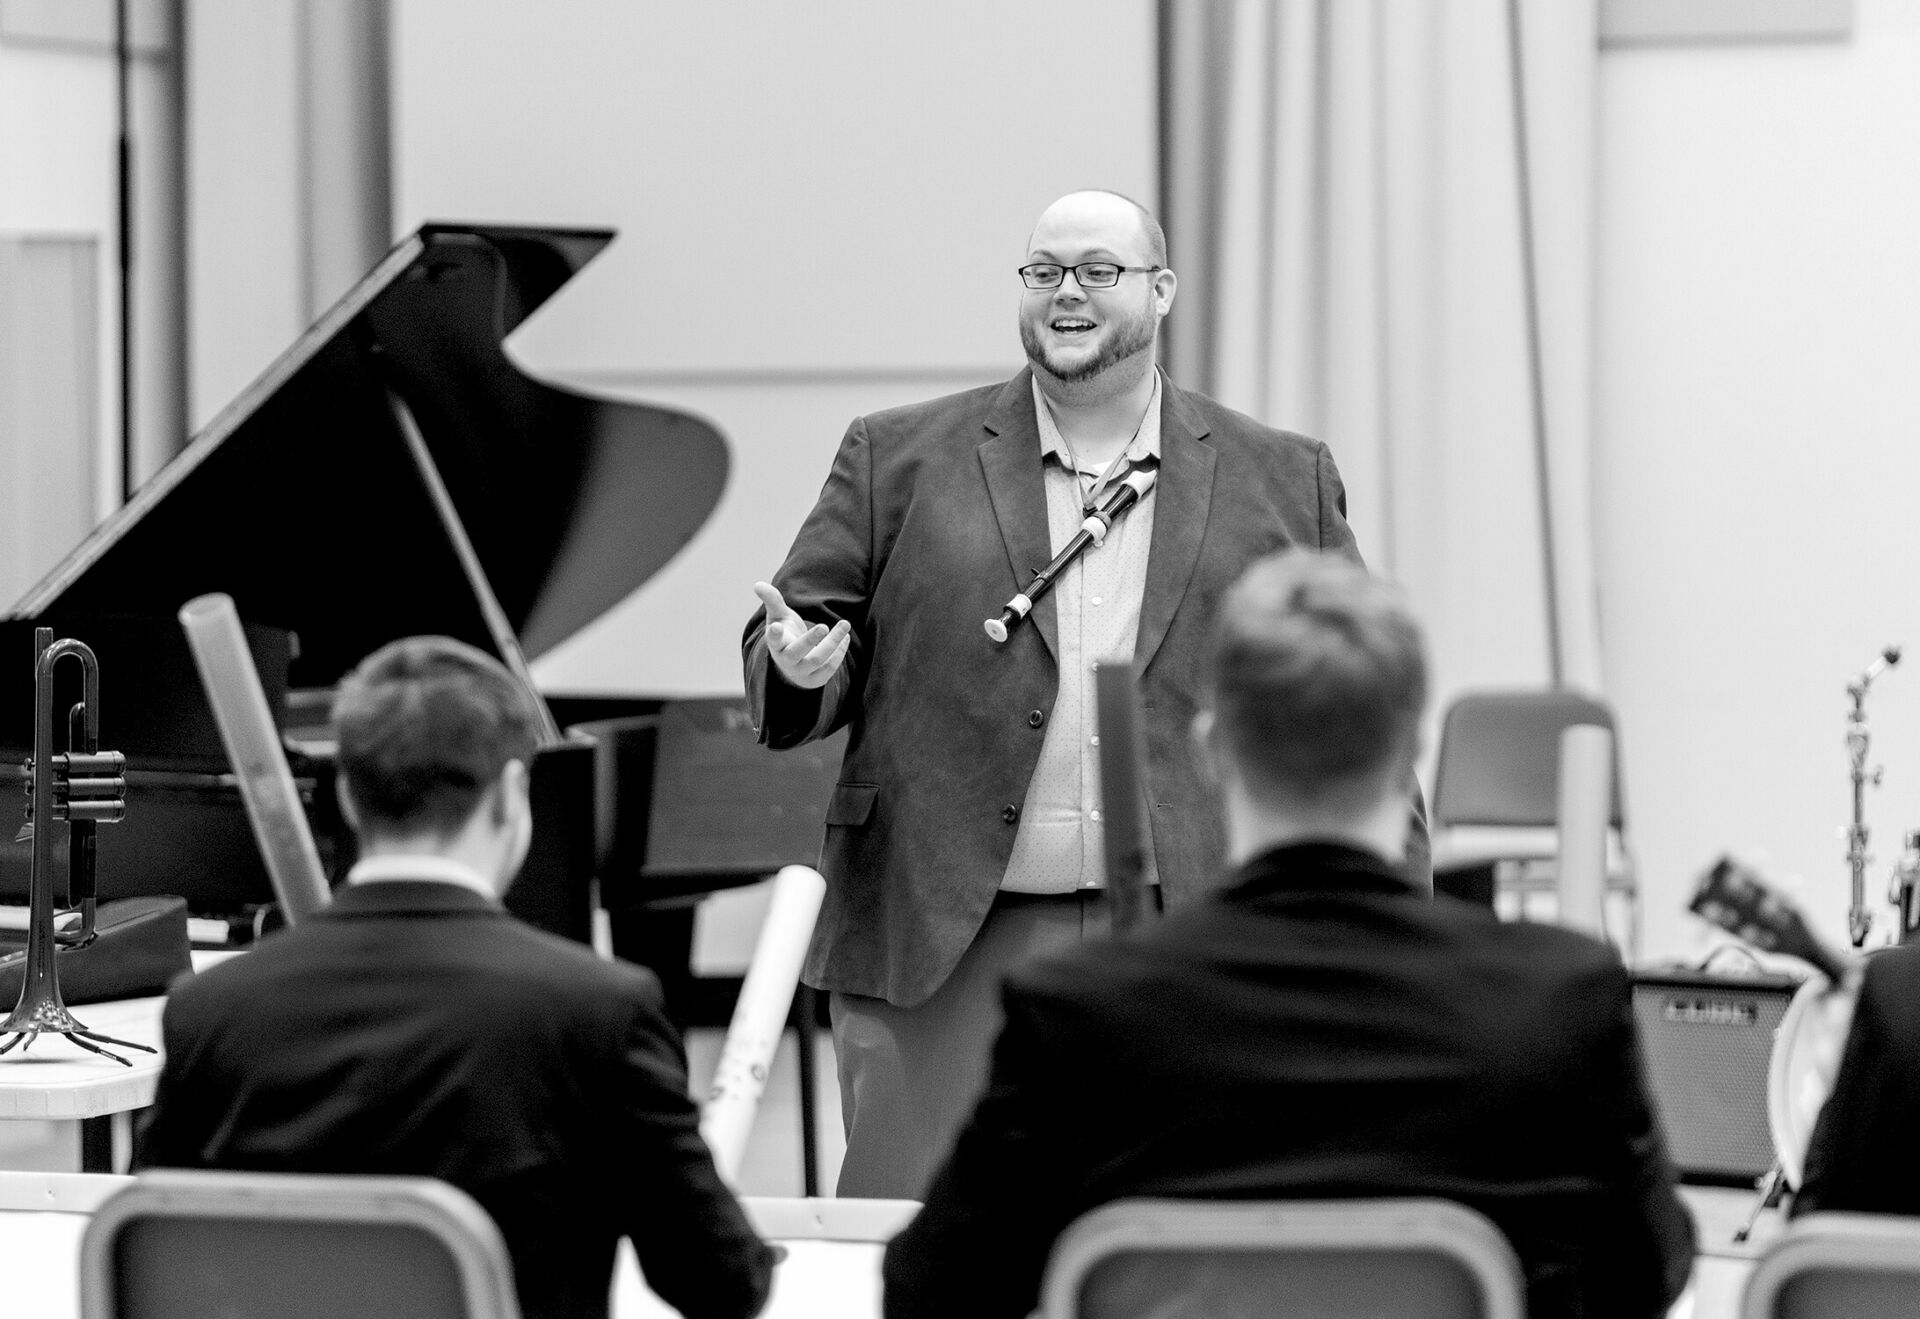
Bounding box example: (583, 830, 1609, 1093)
(1161, 0, 1603, 737)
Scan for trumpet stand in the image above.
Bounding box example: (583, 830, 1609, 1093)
(0, 628, 150, 1065)
(1843, 645, 1901, 948)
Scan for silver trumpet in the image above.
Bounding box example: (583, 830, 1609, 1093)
(0, 627, 151, 1065)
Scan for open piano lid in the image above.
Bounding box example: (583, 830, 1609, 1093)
(4, 222, 727, 689)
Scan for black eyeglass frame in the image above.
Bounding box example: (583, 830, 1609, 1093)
(1018, 262, 1165, 291)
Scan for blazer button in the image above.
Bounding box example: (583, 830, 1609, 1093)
(1002, 804, 1020, 824)
(1028, 709, 1045, 728)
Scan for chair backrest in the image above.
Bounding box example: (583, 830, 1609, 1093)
(1039, 1198, 1524, 1319)
(80, 1169, 522, 1319)
(1742, 1212, 1920, 1319)
(1430, 689, 1623, 829)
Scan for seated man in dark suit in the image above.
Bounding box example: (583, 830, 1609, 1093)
(1791, 943, 1920, 1216)
(882, 550, 1695, 1319)
(137, 636, 774, 1319)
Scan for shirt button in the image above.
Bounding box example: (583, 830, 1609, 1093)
(1090, 809, 1103, 822)
(1091, 596, 1103, 606)
(1090, 735, 1101, 747)
(1002, 804, 1020, 824)
(1028, 710, 1045, 728)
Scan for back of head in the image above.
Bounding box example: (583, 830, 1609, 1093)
(332, 636, 542, 841)
(1207, 550, 1426, 810)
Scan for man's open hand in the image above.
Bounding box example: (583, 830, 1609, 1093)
(754, 582, 851, 690)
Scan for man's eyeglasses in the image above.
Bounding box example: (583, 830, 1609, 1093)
(1019, 262, 1163, 291)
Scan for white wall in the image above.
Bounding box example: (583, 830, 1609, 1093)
(182, 0, 305, 429)
(389, 0, 1157, 695)
(1595, 0, 1920, 958)
(0, 0, 181, 532)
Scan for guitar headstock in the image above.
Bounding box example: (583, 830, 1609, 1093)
(1690, 855, 1851, 984)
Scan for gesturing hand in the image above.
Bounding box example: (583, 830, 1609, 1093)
(754, 582, 851, 690)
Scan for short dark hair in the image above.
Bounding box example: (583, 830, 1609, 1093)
(333, 636, 542, 839)
(1207, 551, 1426, 804)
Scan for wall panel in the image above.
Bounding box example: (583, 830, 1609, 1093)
(391, 0, 1156, 694)
(1595, 0, 1920, 958)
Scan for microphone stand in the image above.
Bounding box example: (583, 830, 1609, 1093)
(1844, 645, 1901, 948)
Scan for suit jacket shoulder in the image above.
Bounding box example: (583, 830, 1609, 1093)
(857, 378, 1008, 439)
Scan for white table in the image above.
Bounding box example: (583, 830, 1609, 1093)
(0, 997, 166, 1170)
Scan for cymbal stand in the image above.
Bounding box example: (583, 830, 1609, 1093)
(0, 628, 150, 1066)
(1733, 1164, 1788, 1244)
(1844, 645, 1901, 948)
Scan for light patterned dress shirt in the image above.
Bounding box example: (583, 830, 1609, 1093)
(999, 372, 1163, 894)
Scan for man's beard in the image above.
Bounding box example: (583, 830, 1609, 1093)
(1021, 308, 1158, 384)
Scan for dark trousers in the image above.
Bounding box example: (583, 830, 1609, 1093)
(830, 887, 1160, 1199)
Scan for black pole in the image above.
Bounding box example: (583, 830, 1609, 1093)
(115, 0, 134, 503)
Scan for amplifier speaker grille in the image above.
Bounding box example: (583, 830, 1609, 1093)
(1629, 969, 1800, 1184)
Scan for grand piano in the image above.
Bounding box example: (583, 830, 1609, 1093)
(0, 223, 804, 947)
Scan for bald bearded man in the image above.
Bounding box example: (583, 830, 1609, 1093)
(743, 190, 1430, 1198)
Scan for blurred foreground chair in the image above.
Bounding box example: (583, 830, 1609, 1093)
(1742, 1212, 1920, 1318)
(1038, 1197, 1523, 1319)
(1429, 688, 1638, 954)
(81, 1169, 520, 1319)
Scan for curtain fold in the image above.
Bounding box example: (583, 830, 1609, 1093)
(1161, 0, 1603, 737)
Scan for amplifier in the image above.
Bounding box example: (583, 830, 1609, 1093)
(1630, 968, 1801, 1185)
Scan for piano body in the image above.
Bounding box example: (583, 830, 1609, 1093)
(0, 223, 730, 944)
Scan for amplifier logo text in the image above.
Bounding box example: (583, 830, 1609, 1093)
(1662, 998, 1759, 1027)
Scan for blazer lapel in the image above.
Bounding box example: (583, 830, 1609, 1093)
(978, 371, 1058, 661)
(1137, 377, 1217, 672)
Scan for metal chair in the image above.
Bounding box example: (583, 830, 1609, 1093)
(1038, 1197, 1524, 1319)
(80, 1169, 521, 1319)
(1741, 1212, 1920, 1318)
(1429, 688, 1638, 951)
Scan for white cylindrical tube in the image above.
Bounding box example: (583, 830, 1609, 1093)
(699, 864, 827, 1183)
(178, 593, 332, 925)
(1556, 725, 1612, 943)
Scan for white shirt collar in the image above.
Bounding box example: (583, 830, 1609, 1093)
(1031, 368, 1165, 472)
(346, 853, 498, 901)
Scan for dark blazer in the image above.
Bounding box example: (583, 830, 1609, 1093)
(882, 842, 1695, 1319)
(1793, 942, 1920, 1216)
(744, 370, 1430, 1008)
(136, 880, 773, 1319)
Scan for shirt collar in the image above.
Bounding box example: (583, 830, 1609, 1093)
(1226, 840, 1422, 901)
(1032, 369, 1164, 478)
(347, 853, 498, 901)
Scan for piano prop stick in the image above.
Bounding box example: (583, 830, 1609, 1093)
(179, 594, 331, 925)
(1554, 725, 1612, 942)
(986, 467, 1157, 644)
(384, 388, 561, 746)
(1094, 660, 1152, 935)
(0, 628, 150, 1065)
(699, 864, 827, 1184)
